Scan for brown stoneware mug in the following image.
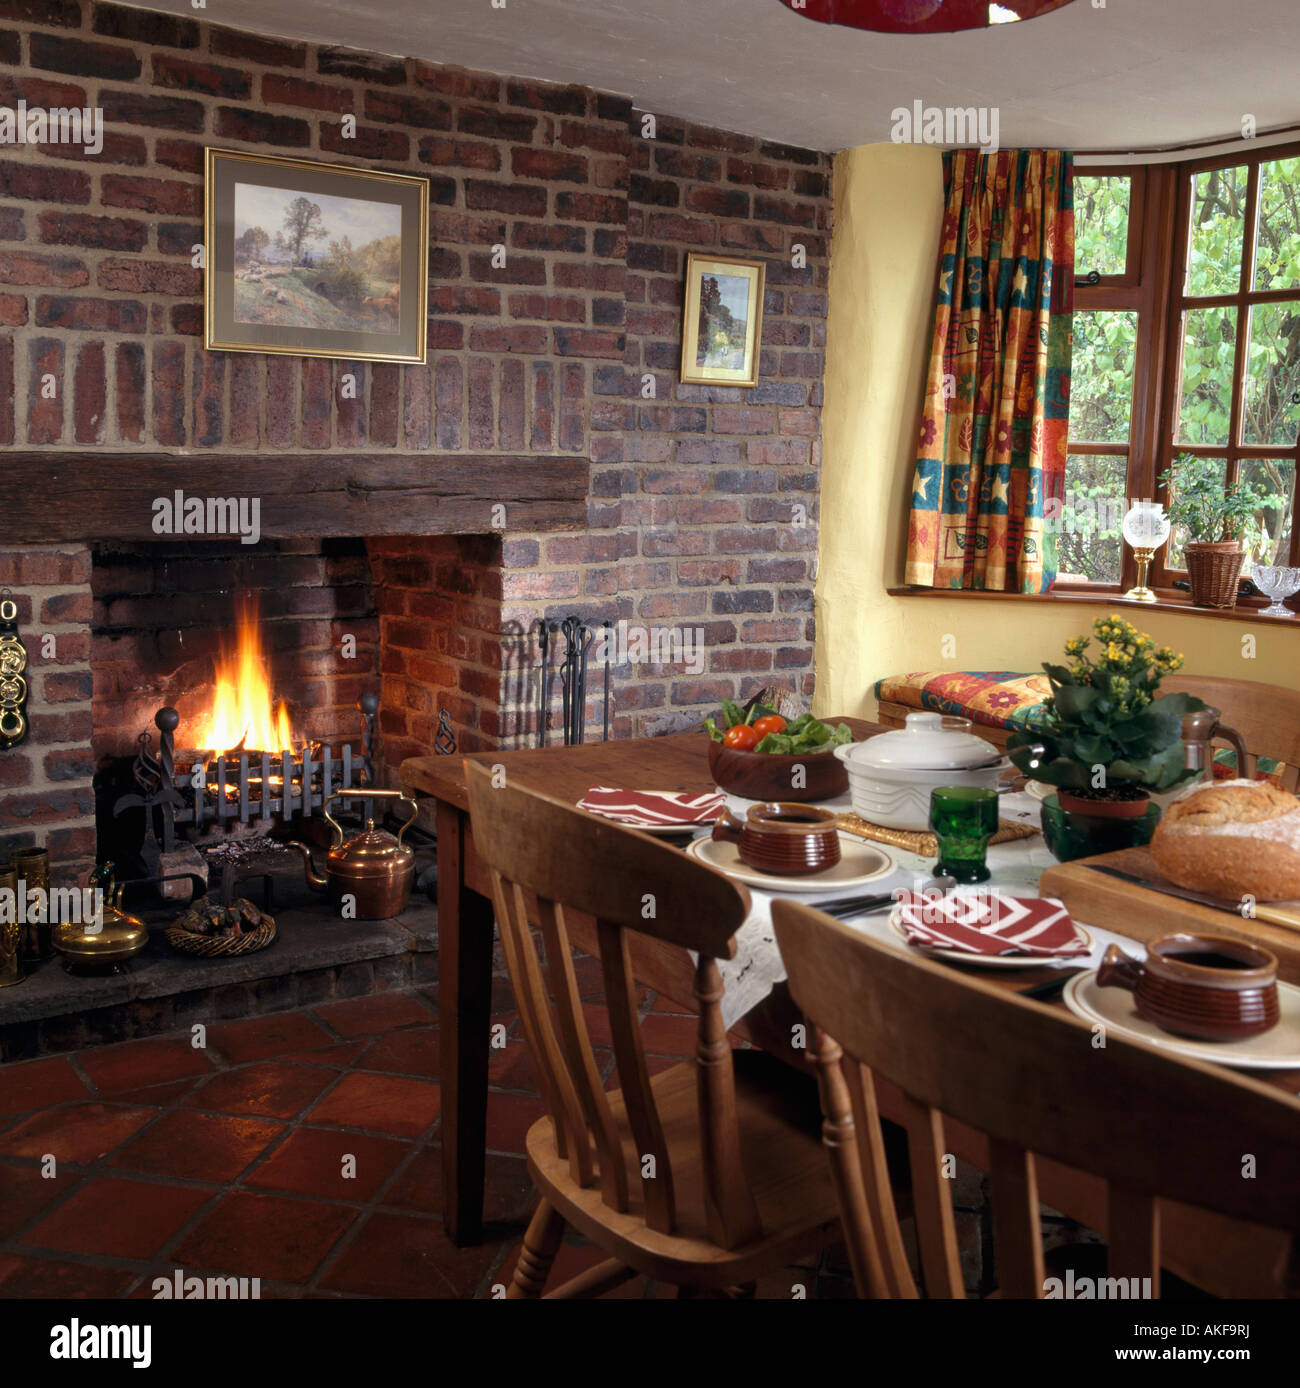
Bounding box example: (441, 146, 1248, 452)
(711, 802, 841, 876)
(1097, 933, 1280, 1042)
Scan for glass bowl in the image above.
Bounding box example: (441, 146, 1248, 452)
(1251, 565, 1300, 617)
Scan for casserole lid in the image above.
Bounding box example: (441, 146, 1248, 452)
(846, 713, 1001, 771)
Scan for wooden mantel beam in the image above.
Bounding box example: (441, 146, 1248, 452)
(0, 452, 589, 543)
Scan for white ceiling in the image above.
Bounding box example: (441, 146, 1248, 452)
(128, 0, 1300, 154)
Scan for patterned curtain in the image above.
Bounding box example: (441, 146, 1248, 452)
(904, 149, 1074, 592)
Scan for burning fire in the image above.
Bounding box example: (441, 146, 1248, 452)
(193, 597, 295, 754)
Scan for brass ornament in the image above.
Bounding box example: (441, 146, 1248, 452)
(0, 595, 29, 751)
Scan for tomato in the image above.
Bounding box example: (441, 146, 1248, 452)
(723, 723, 760, 751)
(751, 714, 787, 738)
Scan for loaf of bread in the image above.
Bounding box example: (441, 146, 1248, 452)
(1151, 779, 1300, 902)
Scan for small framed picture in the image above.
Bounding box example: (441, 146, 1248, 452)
(680, 253, 766, 388)
(204, 148, 429, 363)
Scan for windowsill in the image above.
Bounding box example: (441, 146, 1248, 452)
(884, 585, 1300, 627)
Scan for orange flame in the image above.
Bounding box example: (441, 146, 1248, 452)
(193, 597, 294, 753)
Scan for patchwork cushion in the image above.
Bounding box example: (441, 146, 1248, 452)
(873, 670, 1050, 734)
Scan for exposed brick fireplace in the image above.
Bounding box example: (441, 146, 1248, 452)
(0, 0, 832, 893)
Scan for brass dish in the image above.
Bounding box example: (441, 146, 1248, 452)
(53, 865, 149, 973)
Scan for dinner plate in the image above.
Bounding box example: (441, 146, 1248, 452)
(588, 816, 710, 837)
(1062, 970, 1300, 1069)
(886, 907, 1093, 970)
(684, 833, 894, 893)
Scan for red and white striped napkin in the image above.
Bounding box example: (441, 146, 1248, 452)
(895, 889, 1089, 958)
(577, 787, 727, 829)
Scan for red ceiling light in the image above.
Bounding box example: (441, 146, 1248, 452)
(777, 0, 1079, 34)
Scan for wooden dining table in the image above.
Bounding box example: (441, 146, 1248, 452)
(401, 719, 1299, 1295)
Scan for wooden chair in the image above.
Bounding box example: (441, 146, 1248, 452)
(771, 898, 1300, 1299)
(464, 761, 841, 1298)
(1163, 673, 1300, 790)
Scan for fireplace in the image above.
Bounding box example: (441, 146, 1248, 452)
(89, 538, 376, 867)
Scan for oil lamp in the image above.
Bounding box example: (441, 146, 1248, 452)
(1121, 500, 1171, 603)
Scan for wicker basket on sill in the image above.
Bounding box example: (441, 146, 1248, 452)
(1184, 540, 1245, 608)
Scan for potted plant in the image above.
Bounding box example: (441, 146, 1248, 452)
(1007, 616, 1205, 854)
(1159, 456, 1264, 608)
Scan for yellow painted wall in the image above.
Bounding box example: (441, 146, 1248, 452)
(815, 143, 1299, 720)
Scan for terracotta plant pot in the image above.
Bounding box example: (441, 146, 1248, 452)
(1184, 540, 1245, 609)
(1057, 788, 1152, 820)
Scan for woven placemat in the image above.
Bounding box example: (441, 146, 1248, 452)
(837, 814, 1039, 856)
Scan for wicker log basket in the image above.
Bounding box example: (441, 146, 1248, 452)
(1183, 540, 1245, 608)
(165, 898, 277, 957)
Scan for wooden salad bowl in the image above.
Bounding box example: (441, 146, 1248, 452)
(707, 737, 849, 803)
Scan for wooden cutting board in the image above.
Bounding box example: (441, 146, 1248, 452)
(1040, 847, 1300, 984)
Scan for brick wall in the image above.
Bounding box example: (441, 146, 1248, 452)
(0, 2, 832, 844)
(0, 544, 94, 882)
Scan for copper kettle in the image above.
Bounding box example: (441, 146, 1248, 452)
(291, 789, 419, 920)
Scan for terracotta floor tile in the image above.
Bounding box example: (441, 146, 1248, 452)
(207, 1013, 336, 1064)
(489, 976, 517, 1012)
(311, 991, 434, 1037)
(639, 1012, 699, 1056)
(22, 1176, 210, 1258)
(356, 1026, 439, 1079)
(183, 1062, 336, 1119)
(484, 1091, 547, 1155)
(0, 1056, 91, 1118)
(317, 1210, 501, 1297)
(171, 1191, 354, 1283)
(305, 1072, 440, 1138)
(0, 1103, 157, 1165)
(579, 1002, 613, 1047)
(487, 1034, 539, 1090)
(74, 1036, 216, 1095)
(0, 1255, 135, 1299)
(110, 1077, 205, 1108)
(244, 1127, 409, 1201)
(0, 1163, 77, 1240)
(280, 1040, 371, 1068)
(108, 1110, 283, 1182)
(381, 1145, 534, 1224)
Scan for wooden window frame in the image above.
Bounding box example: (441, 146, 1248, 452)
(1065, 146, 1300, 607)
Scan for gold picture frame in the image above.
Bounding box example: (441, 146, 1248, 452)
(204, 148, 429, 364)
(680, 252, 766, 388)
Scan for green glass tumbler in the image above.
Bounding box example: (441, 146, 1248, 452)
(929, 785, 999, 885)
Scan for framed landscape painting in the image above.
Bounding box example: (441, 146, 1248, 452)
(680, 253, 766, 387)
(204, 149, 429, 363)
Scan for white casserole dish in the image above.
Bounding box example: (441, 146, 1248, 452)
(835, 712, 1011, 831)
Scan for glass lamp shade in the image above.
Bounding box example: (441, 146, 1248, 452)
(776, 0, 1079, 35)
(1122, 501, 1171, 550)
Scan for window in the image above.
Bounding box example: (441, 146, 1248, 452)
(1060, 171, 1145, 585)
(1065, 148, 1300, 599)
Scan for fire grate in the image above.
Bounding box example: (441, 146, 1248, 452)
(115, 693, 380, 857)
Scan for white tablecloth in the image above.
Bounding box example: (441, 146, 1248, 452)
(703, 789, 1142, 1030)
